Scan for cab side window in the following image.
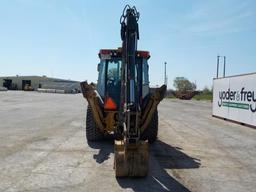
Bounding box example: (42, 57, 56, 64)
(142, 59, 149, 85)
(97, 60, 106, 97)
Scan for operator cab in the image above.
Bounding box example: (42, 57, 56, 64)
(97, 49, 150, 110)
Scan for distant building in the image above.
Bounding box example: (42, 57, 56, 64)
(0, 75, 81, 93)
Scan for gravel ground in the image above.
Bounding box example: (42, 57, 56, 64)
(0, 91, 255, 192)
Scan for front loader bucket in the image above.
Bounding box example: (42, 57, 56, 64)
(114, 140, 149, 177)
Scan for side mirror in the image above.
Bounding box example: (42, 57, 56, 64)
(97, 63, 100, 72)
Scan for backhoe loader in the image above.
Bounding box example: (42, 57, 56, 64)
(80, 5, 166, 177)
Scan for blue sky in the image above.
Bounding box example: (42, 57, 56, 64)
(0, 0, 255, 89)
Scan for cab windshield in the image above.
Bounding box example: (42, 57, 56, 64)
(106, 59, 122, 105)
(97, 57, 149, 107)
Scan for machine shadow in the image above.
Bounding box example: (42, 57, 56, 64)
(152, 140, 201, 170)
(87, 138, 114, 164)
(88, 139, 201, 192)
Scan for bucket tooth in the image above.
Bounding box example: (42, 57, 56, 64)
(114, 140, 149, 177)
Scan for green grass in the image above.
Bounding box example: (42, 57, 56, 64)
(193, 93, 213, 101)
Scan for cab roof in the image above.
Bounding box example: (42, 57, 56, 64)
(99, 48, 150, 59)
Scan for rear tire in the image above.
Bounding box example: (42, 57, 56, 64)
(140, 110, 158, 143)
(86, 105, 104, 141)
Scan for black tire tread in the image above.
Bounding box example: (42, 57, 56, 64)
(140, 110, 158, 143)
(86, 105, 104, 141)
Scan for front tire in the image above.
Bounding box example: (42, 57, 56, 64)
(140, 110, 158, 143)
(86, 105, 104, 141)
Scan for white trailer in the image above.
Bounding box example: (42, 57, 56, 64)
(212, 72, 256, 127)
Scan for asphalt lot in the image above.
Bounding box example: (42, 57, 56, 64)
(0, 91, 255, 192)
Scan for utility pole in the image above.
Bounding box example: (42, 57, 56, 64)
(164, 62, 167, 87)
(216, 55, 226, 78)
(217, 55, 220, 78)
(223, 56, 226, 77)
